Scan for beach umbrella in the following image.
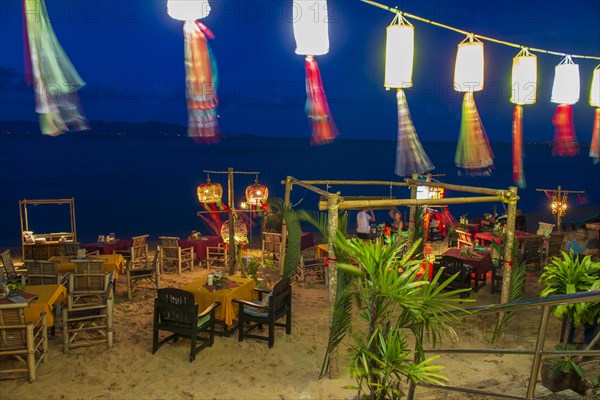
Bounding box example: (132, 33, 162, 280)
(384, 14, 434, 177)
(453, 35, 494, 176)
(168, 0, 219, 143)
(510, 49, 537, 188)
(550, 56, 580, 156)
(23, 0, 89, 136)
(590, 65, 600, 163)
(293, 0, 339, 145)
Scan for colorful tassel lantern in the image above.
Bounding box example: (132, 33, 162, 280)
(168, 0, 220, 143)
(551, 56, 580, 156)
(590, 66, 600, 163)
(453, 35, 493, 176)
(384, 14, 414, 89)
(293, 0, 339, 145)
(23, 0, 89, 136)
(509, 49, 537, 188)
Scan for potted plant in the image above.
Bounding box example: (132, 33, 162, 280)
(540, 344, 598, 395)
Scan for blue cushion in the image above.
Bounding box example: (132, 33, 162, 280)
(243, 299, 268, 318)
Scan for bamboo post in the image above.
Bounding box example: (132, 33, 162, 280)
(327, 193, 339, 379)
(556, 186, 563, 232)
(107, 296, 114, 349)
(500, 186, 518, 306)
(407, 174, 419, 247)
(279, 177, 293, 275)
(26, 323, 35, 382)
(227, 168, 236, 275)
(40, 313, 48, 363)
(318, 196, 504, 210)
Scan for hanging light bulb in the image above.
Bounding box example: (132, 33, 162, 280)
(293, 0, 329, 56)
(511, 48, 537, 105)
(167, 0, 211, 21)
(454, 34, 484, 93)
(384, 13, 414, 89)
(551, 56, 580, 105)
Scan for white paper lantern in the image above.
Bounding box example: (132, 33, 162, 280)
(167, 0, 211, 21)
(454, 36, 484, 92)
(384, 16, 414, 89)
(551, 56, 580, 105)
(511, 49, 537, 105)
(590, 66, 600, 107)
(293, 0, 329, 56)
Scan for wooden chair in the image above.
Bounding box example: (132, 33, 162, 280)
(67, 259, 108, 309)
(0, 304, 48, 382)
(21, 259, 63, 286)
(152, 288, 220, 362)
(114, 235, 149, 270)
(455, 230, 474, 249)
(262, 232, 282, 264)
(159, 237, 194, 275)
(205, 243, 226, 270)
(59, 242, 80, 257)
(0, 249, 24, 282)
(233, 276, 292, 348)
(547, 232, 565, 261)
(125, 250, 161, 300)
(521, 236, 544, 271)
(62, 270, 114, 353)
(436, 256, 473, 299)
(296, 254, 326, 284)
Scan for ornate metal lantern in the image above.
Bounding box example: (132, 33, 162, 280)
(245, 177, 268, 206)
(196, 177, 223, 203)
(551, 194, 568, 217)
(220, 219, 248, 244)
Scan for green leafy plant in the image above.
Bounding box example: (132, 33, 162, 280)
(267, 197, 302, 279)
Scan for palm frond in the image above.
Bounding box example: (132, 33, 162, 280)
(267, 198, 302, 279)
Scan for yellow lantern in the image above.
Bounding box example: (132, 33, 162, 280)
(293, 0, 329, 56)
(551, 56, 580, 105)
(454, 35, 484, 92)
(220, 219, 248, 244)
(196, 177, 222, 203)
(245, 177, 269, 206)
(511, 49, 537, 105)
(591, 65, 600, 107)
(384, 14, 414, 89)
(167, 0, 211, 21)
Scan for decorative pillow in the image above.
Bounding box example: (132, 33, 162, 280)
(244, 295, 271, 317)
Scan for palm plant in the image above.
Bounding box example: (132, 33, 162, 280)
(267, 198, 303, 279)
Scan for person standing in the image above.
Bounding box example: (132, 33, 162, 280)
(357, 209, 375, 240)
(566, 226, 589, 255)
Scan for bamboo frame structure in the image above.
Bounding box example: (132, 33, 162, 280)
(280, 176, 520, 378)
(19, 198, 77, 260)
(535, 186, 585, 232)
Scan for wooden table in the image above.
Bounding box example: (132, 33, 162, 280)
(179, 236, 222, 261)
(182, 276, 256, 328)
(80, 240, 132, 255)
(474, 230, 537, 247)
(442, 248, 492, 292)
(51, 254, 126, 277)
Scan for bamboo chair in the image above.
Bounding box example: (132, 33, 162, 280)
(21, 259, 64, 286)
(261, 232, 282, 264)
(59, 242, 80, 257)
(233, 276, 292, 348)
(152, 288, 220, 362)
(125, 250, 161, 300)
(455, 230, 474, 249)
(296, 252, 326, 284)
(114, 235, 149, 269)
(67, 259, 107, 309)
(0, 303, 48, 382)
(62, 271, 114, 353)
(159, 237, 194, 275)
(205, 243, 226, 270)
(0, 250, 24, 282)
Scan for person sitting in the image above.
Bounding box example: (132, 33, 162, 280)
(583, 237, 600, 262)
(389, 209, 404, 234)
(357, 209, 375, 240)
(565, 226, 589, 255)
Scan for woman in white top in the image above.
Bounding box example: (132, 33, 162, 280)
(357, 209, 375, 240)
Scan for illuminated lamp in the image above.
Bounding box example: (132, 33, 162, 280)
(551, 56, 580, 157)
(245, 177, 269, 206)
(167, 0, 211, 21)
(590, 65, 600, 163)
(196, 177, 222, 203)
(220, 219, 248, 245)
(454, 35, 484, 93)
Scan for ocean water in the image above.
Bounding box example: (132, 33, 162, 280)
(1, 135, 599, 246)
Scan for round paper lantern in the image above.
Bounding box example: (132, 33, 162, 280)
(551, 56, 580, 105)
(220, 219, 248, 244)
(590, 65, 600, 107)
(245, 180, 269, 206)
(293, 0, 329, 56)
(196, 179, 222, 203)
(384, 15, 414, 89)
(511, 49, 537, 105)
(167, 0, 211, 21)
(454, 36, 484, 93)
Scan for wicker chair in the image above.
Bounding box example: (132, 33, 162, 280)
(0, 303, 48, 382)
(125, 250, 161, 300)
(152, 288, 219, 362)
(233, 276, 292, 348)
(21, 259, 63, 286)
(456, 230, 474, 249)
(159, 237, 194, 275)
(62, 269, 114, 353)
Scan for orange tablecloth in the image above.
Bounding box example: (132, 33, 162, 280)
(182, 277, 256, 327)
(52, 254, 126, 277)
(23, 284, 67, 327)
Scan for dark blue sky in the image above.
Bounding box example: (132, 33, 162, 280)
(1, 0, 599, 141)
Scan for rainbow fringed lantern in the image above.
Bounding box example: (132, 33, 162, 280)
(453, 35, 494, 176)
(168, 0, 219, 143)
(589, 65, 600, 163)
(293, 0, 339, 145)
(551, 56, 580, 156)
(23, 0, 89, 136)
(385, 13, 434, 177)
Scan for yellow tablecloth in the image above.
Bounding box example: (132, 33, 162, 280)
(52, 254, 126, 278)
(23, 284, 67, 328)
(317, 244, 329, 258)
(182, 277, 256, 327)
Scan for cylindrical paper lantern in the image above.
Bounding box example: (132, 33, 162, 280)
(293, 0, 329, 56)
(591, 65, 600, 107)
(551, 56, 580, 105)
(454, 36, 484, 92)
(511, 49, 537, 105)
(384, 15, 414, 89)
(168, 0, 211, 21)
